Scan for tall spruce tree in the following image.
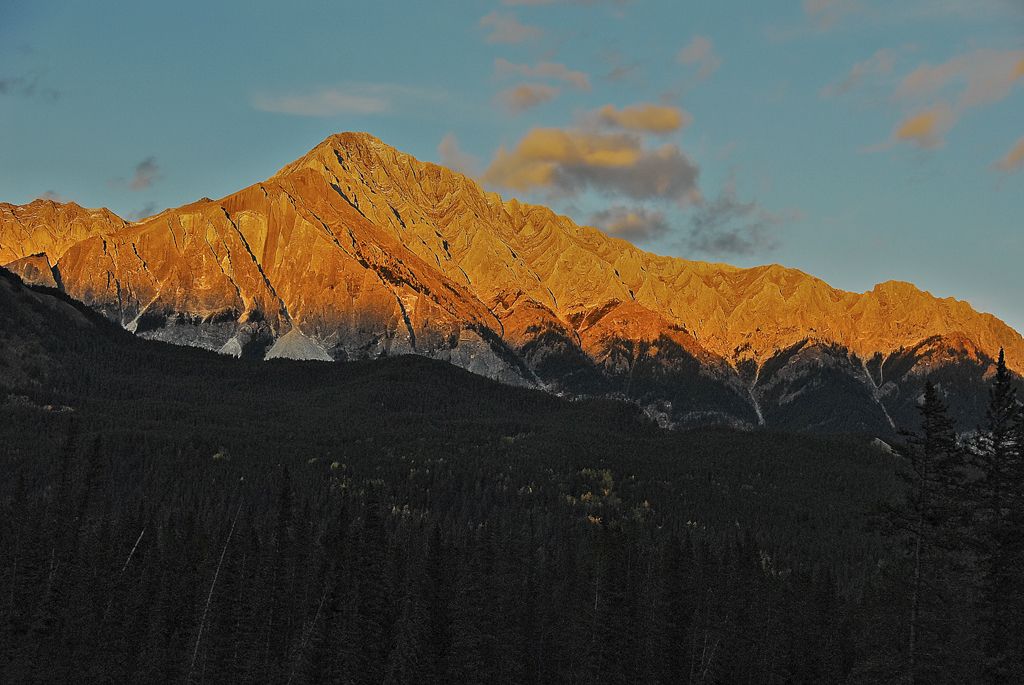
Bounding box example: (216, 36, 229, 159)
(884, 381, 982, 683)
(969, 349, 1024, 682)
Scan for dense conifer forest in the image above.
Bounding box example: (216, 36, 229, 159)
(1, 268, 1023, 683)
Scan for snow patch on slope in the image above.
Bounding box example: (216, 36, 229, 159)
(265, 328, 333, 362)
(219, 337, 243, 358)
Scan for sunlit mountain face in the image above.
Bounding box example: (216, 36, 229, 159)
(2, 132, 1020, 433)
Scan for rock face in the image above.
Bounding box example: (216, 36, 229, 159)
(0, 199, 127, 264)
(2, 132, 1022, 432)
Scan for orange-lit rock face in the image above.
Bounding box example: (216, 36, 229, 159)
(4, 253, 59, 288)
(0, 199, 127, 264)
(1, 132, 1021, 429)
(271, 133, 1024, 373)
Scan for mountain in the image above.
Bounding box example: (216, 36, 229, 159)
(2, 132, 1021, 432)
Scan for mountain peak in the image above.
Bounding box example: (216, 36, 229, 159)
(1, 132, 1022, 431)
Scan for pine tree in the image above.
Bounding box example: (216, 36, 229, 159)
(886, 381, 981, 684)
(968, 350, 1024, 682)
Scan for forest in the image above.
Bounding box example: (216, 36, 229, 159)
(1, 268, 1023, 684)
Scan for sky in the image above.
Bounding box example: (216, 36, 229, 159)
(1, 0, 1023, 332)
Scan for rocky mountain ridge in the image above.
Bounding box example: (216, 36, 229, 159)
(2, 132, 1021, 432)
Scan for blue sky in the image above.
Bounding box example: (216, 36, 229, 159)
(2, 0, 1022, 332)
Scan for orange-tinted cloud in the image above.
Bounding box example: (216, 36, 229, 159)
(495, 58, 591, 90)
(994, 137, 1024, 173)
(876, 49, 1024, 150)
(479, 12, 542, 44)
(594, 103, 692, 134)
(893, 106, 954, 149)
(484, 128, 699, 201)
(896, 49, 1024, 109)
(498, 84, 560, 112)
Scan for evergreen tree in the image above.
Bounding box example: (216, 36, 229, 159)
(968, 350, 1024, 682)
(886, 381, 982, 683)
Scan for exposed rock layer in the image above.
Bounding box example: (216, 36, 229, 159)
(2, 132, 1021, 432)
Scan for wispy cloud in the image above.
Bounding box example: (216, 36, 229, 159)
(130, 157, 160, 191)
(802, 0, 864, 30)
(872, 49, 1024, 149)
(438, 134, 479, 175)
(495, 58, 591, 90)
(127, 201, 159, 222)
(602, 51, 641, 83)
(503, 0, 634, 5)
(994, 137, 1024, 173)
(891, 105, 955, 149)
(480, 12, 543, 44)
(895, 49, 1024, 110)
(685, 180, 799, 256)
(109, 157, 162, 192)
(0, 72, 59, 102)
(498, 84, 560, 113)
(592, 103, 692, 134)
(821, 48, 901, 97)
(771, 0, 1022, 41)
(590, 206, 670, 243)
(252, 83, 437, 117)
(677, 36, 721, 80)
(40, 190, 64, 202)
(254, 89, 386, 116)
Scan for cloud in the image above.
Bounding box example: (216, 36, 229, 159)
(128, 201, 159, 222)
(437, 134, 479, 175)
(484, 128, 700, 202)
(129, 157, 160, 191)
(495, 58, 591, 90)
(40, 190, 64, 202)
(895, 0, 1024, 22)
(480, 12, 542, 44)
(253, 89, 388, 116)
(821, 48, 900, 97)
(896, 49, 1024, 110)
(871, 49, 1024, 149)
(590, 206, 670, 243)
(677, 36, 721, 80)
(593, 103, 692, 134)
(252, 83, 439, 117)
(685, 181, 796, 256)
(771, 1, 1021, 41)
(503, 0, 633, 4)
(602, 53, 641, 83)
(802, 0, 863, 30)
(0, 72, 59, 102)
(994, 137, 1024, 173)
(890, 105, 955, 149)
(498, 83, 560, 112)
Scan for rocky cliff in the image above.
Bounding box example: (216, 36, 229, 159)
(2, 132, 1021, 432)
